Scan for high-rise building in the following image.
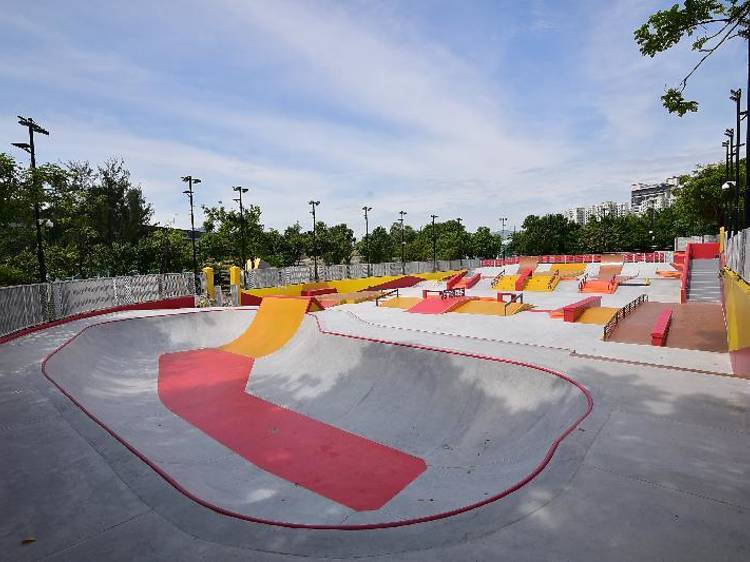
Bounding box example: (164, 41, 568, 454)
(630, 179, 677, 214)
(564, 201, 629, 225)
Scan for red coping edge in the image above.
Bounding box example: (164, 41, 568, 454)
(0, 296, 195, 346)
(39, 309, 593, 531)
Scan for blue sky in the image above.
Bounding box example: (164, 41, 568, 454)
(0, 0, 743, 235)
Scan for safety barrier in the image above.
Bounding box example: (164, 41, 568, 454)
(0, 273, 194, 340)
(481, 252, 672, 267)
(244, 259, 482, 289)
(602, 293, 649, 340)
(725, 228, 750, 283)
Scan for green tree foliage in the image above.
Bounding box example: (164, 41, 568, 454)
(635, 0, 750, 115)
(471, 226, 503, 258)
(510, 214, 581, 255)
(357, 226, 394, 263)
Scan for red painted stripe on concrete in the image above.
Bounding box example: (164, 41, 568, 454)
(158, 348, 426, 511)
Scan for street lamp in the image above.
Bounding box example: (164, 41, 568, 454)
(309, 200, 320, 281)
(399, 210, 407, 274)
(456, 217, 463, 267)
(726, 128, 737, 233)
(13, 116, 50, 283)
(723, 140, 731, 229)
(232, 186, 249, 280)
(499, 217, 508, 261)
(430, 214, 438, 272)
(362, 206, 372, 276)
(730, 89, 743, 230)
(181, 175, 201, 293)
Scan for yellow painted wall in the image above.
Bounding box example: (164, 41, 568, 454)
(240, 271, 462, 302)
(721, 268, 750, 352)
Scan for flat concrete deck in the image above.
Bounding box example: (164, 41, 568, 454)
(2, 306, 749, 560)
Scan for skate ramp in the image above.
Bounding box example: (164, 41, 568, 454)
(42, 309, 591, 528)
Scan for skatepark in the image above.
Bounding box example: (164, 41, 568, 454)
(3, 241, 750, 560)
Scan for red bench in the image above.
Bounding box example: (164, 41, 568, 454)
(650, 308, 672, 346)
(301, 287, 337, 297)
(562, 296, 601, 322)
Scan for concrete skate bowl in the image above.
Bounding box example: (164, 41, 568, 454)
(42, 307, 592, 532)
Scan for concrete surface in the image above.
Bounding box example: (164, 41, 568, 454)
(1, 304, 749, 560)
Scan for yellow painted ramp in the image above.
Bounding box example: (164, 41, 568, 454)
(379, 297, 421, 310)
(576, 307, 618, 325)
(222, 296, 310, 358)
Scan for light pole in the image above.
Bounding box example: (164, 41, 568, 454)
(362, 206, 372, 276)
(730, 89, 743, 230)
(12, 116, 49, 283)
(723, 139, 730, 229)
(430, 214, 438, 272)
(181, 175, 201, 293)
(726, 128, 737, 233)
(309, 200, 320, 281)
(499, 217, 508, 261)
(399, 210, 407, 274)
(232, 186, 249, 279)
(456, 217, 463, 267)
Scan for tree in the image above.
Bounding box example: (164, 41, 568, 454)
(635, 1, 750, 115)
(471, 226, 502, 258)
(510, 214, 580, 255)
(315, 222, 356, 265)
(357, 226, 394, 263)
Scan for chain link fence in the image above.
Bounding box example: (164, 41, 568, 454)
(0, 272, 194, 340)
(726, 228, 750, 283)
(242, 259, 482, 289)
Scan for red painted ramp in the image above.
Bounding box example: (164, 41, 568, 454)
(159, 348, 426, 511)
(406, 297, 469, 314)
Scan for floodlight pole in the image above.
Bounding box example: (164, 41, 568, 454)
(181, 176, 201, 293)
(362, 206, 372, 276)
(456, 217, 463, 267)
(233, 186, 249, 280)
(723, 140, 730, 229)
(499, 217, 508, 260)
(731, 89, 742, 230)
(399, 211, 407, 274)
(430, 214, 438, 272)
(309, 200, 320, 281)
(14, 116, 49, 283)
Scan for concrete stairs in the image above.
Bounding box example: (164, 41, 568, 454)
(687, 258, 721, 302)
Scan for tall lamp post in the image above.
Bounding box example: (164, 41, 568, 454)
(181, 175, 201, 293)
(309, 200, 320, 281)
(723, 139, 731, 229)
(499, 217, 508, 262)
(399, 210, 407, 274)
(726, 128, 736, 233)
(232, 186, 249, 280)
(430, 214, 439, 272)
(12, 116, 49, 283)
(362, 206, 372, 276)
(456, 217, 464, 267)
(730, 89, 743, 230)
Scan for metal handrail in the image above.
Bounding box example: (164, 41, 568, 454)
(375, 288, 399, 306)
(603, 293, 648, 340)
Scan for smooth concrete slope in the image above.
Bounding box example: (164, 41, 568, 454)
(41, 309, 590, 530)
(688, 258, 722, 302)
(4, 306, 750, 561)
